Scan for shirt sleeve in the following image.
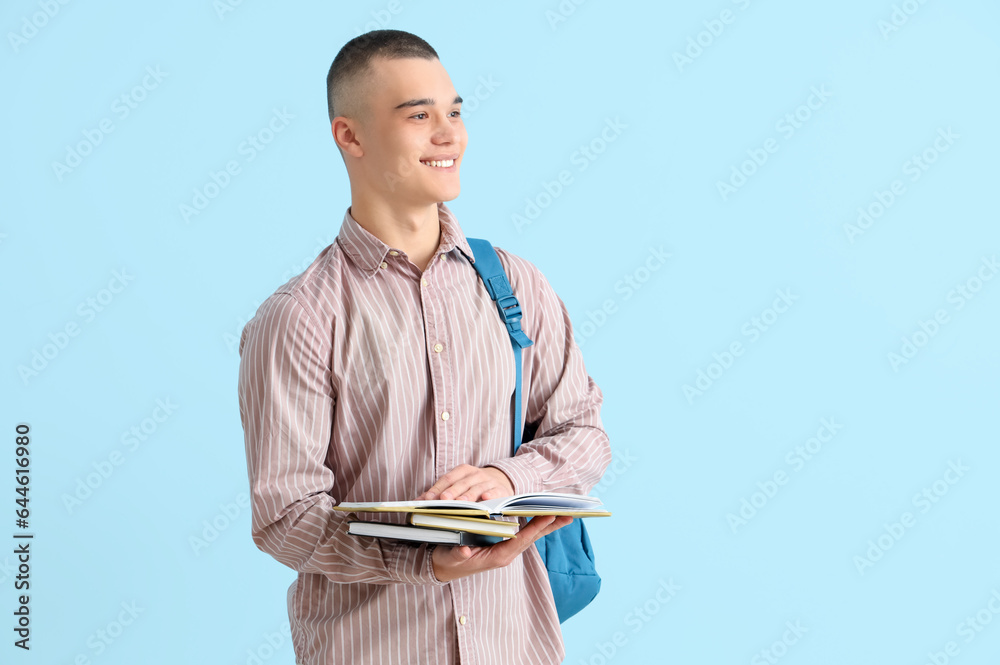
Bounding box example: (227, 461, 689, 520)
(486, 262, 612, 496)
(238, 293, 446, 586)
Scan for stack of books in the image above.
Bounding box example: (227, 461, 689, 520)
(335, 492, 612, 547)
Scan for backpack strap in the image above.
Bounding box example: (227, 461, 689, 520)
(466, 237, 534, 453)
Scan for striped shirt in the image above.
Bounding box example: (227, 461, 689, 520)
(237, 201, 611, 665)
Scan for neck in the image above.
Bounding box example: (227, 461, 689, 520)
(349, 196, 443, 272)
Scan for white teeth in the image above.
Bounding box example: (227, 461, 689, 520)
(421, 159, 454, 168)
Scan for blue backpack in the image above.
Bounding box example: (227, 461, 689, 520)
(466, 237, 602, 623)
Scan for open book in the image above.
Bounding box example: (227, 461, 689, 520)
(334, 491, 611, 517)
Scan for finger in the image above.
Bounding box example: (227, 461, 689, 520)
(513, 515, 557, 543)
(421, 470, 459, 499)
(480, 487, 507, 500)
(436, 466, 513, 501)
(478, 516, 551, 553)
(438, 545, 475, 565)
(438, 472, 488, 501)
(515, 515, 569, 544)
(479, 467, 514, 496)
(453, 480, 500, 502)
(489, 517, 557, 560)
(423, 465, 477, 499)
(439, 479, 477, 500)
(471, 533, 534, 565)
(536, 516, 574, 539)
(446, 518, 557, 574)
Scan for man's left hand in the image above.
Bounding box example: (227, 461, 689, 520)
(417, 464, 514, 502)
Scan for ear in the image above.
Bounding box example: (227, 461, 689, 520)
(332, 117, 363, 158)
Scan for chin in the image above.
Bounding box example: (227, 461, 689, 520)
(426, 183, 460, 202)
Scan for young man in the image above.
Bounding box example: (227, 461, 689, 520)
(237, 29, 611, 665)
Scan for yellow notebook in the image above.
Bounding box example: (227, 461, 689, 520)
(408, 513, 520, 537)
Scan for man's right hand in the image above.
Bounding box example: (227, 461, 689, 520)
(431, 515, 574, 583)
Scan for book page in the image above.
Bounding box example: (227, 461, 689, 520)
(335, 492, 607, 516)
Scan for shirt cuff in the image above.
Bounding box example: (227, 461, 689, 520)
(486, 456, 542, 496)
(386, 541, 448, 586)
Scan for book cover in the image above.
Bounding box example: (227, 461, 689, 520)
(408, 513, 520, 537)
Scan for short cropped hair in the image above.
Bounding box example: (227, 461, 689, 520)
(326, 29, 439, 125)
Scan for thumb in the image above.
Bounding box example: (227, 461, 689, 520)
(449, 545, 475, 562)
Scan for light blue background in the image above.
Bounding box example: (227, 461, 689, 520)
(2, 1, 998, 663)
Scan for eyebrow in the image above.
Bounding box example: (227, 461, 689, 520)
(394, 95, 463, 111)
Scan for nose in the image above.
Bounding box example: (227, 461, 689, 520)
(431, 111, 462, 144)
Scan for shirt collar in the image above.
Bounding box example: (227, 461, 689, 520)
(336, 202, 476, 277)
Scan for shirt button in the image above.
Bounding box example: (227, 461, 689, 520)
(441, 411, 450, 421)
(421, 278, 428, 286)
(379, 262, 387, 269)
(440, 253, 447, 261)
(433, 343, 443, 353)
(388, 250, 399, 256)
(459, 615, 467, 625)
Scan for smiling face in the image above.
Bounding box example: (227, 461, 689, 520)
(335, 56, 467, 207)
